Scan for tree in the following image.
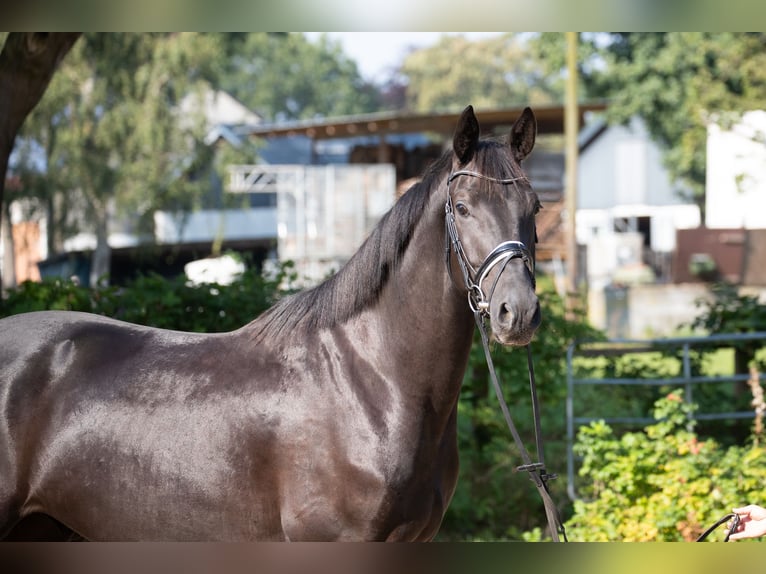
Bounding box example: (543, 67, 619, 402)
(582, 33, 766, 216)
(0, 32, 80, 289)
(14, 33, 223, 284)
(399, 33, 562, 113)
(688, 282, 766, 402)
(219, 33, 380, 121)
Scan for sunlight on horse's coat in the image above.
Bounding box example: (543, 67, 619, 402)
(0, 105, 540, 541)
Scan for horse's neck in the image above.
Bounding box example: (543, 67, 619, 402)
(353, 193, 475, 410)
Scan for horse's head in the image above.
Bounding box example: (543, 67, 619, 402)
(446, 105, 541, 346)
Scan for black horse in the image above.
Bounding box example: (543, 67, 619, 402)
(0, 105, 541, 541)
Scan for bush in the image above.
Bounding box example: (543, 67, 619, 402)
(564, 389, 766, 541)
(1, 276, 96, 315)
(0, 261, 299, 331)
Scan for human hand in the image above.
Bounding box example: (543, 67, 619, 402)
(727, 505, 766, 540)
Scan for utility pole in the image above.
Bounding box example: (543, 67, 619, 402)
(564, 32, 579, 318)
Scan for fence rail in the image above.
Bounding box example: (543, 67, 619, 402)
(566, 331, 766, 500)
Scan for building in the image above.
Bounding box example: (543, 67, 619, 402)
(574, 117, 702, 337)
(577, 116, 701, 289)
(670, 110, 766, 287)
(5, 100, 603, 289)
(706, 110, 766, 229)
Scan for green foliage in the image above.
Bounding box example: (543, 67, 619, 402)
(400, 33, 562, 113)
(0, 261, 298, 332)
(15, 33, 224, 281)
(690, 282, 766, 340)
(1, 276, 95, 315)
(566, 390, 766, 541)
(570, 349, 679, 428)
(219, 33, 379, 121)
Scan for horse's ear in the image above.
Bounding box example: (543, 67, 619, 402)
(509, 107, 536, 162)
(453, 105, 480, 165)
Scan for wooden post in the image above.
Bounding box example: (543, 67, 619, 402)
(565, 32, 579, 318)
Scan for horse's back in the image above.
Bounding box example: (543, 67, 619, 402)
(0, 310, 203, 412)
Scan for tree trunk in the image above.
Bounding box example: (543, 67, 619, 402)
(90, 215, 111, 287)
(0, 32, 81, 290)
(1, 202, 15, 289)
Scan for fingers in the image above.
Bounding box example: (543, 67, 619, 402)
(727, 530, 747, 541)
(731, 505, 763, 519)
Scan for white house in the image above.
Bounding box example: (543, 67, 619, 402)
(577, 116, 701, 289)
(706, 110, 766, 228)
(575, 117, 703, 337)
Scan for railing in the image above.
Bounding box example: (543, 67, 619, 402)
(566, 331, 766, 500)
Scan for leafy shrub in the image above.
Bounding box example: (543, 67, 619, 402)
(0, 261, 299, 331)
(1, 276, 96, 315)
(564, 389, 766, 541)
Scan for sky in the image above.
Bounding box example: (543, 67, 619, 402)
(304, 32, 504, 82)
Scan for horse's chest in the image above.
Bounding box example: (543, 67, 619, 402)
(381, 434, 460, 540)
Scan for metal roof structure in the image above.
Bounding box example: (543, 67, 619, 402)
(240, 103, 607, 141)
(232, 102, 608, 265)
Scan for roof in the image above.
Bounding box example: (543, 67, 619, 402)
(239, 103, 607, 141)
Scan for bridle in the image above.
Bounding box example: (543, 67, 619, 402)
(445, 170, 741, 543)
(444, 169, 535, 316)
(444, 169, 568, 542)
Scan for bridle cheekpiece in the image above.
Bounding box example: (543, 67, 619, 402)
(444, 169, 535, 316)
(443, 168, 566, 542)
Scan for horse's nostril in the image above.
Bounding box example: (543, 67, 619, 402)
(497, 301, 540, 329)
(531, 302, 542, 326)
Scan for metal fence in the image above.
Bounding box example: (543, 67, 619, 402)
(565, 331, 766, 500)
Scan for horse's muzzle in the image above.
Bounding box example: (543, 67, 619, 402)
(490, 295, 541, 346)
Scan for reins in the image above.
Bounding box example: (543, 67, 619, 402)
(444, 170, 741, 543)
(444, 170, 567, 542)
(696, 513, 740, 542)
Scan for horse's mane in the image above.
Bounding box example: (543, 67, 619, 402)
(250, 139, 526, 340)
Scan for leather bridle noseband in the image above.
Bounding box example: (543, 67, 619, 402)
(444, 170, 535, 316)
(444, 169, 567, 542)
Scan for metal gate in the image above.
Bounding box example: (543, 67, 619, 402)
(566, 331, 766, 500)
(228, 164, 396, 285)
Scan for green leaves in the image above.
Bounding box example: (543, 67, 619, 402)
(0, 260, 297, 332)
(16, 33, 225, 280)
(220, 33, 379, 121)
(691, 282, 766, 337)
(400, 33, 562, 114)
(566, 390, 766, 541)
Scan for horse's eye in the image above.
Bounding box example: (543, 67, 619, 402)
(455, 202, 470, 217)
